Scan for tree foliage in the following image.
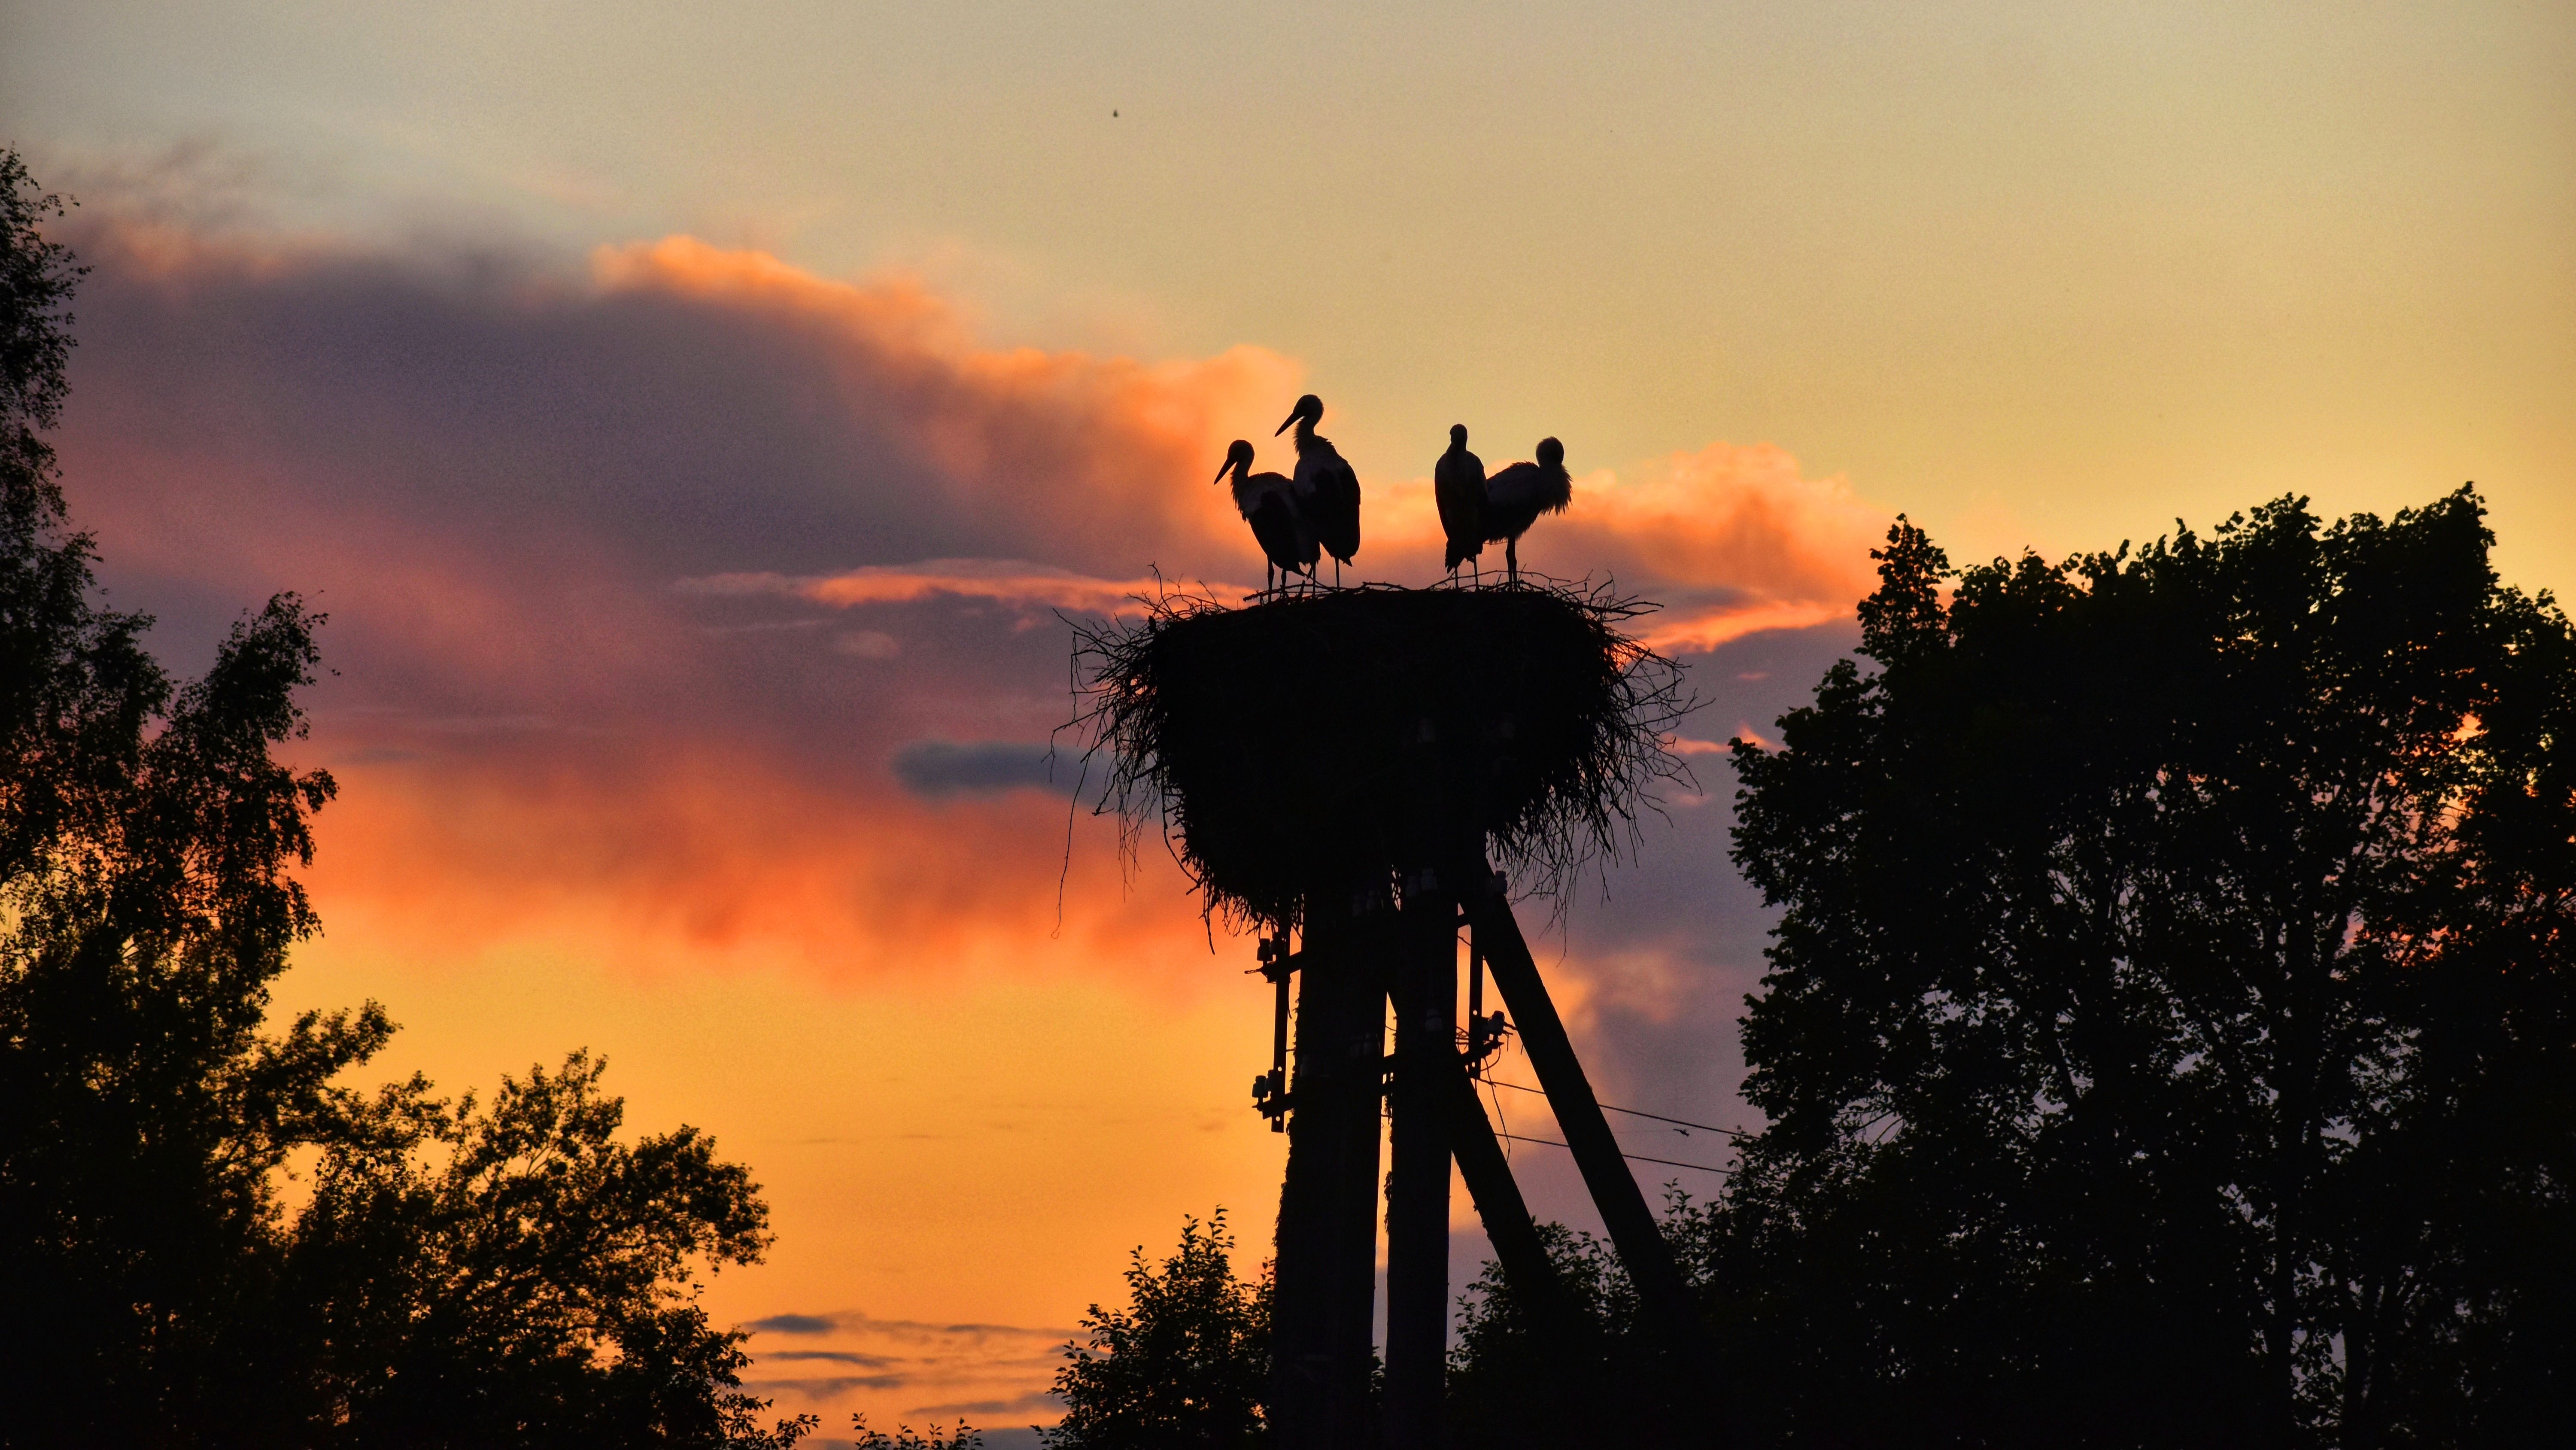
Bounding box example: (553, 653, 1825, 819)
(1704, 494, 2576, 1446)
(0, 149, 808, 1448)
(1044, 1209, 1272, 1449)
(279, 1053, 806, 1447)
(850, 1415, 984, 1450)
(1443, 1214, 1677, 1446)
(0, 148, 82, 533)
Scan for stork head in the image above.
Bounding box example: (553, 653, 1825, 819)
(1214, 438, 1254, 483)
(1537, 437, 1565, 469)
(1275, 394, 1323, 436)
(1449, 423, 1468, 447)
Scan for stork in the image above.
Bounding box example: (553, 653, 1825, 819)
(1480, 437, 1572, 584)
(1215, 439, 1318, 596)
(1276, 394, 1360, 586)
(1434, 423, 1487, 584)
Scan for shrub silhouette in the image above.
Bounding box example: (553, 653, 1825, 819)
(1044, 1209, 1272, 1448)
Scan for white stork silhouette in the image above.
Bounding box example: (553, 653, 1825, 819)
(1276, 394, 1360, 586)
(1434, 423, 1487, 584)
(1480, 437, 1572, 583)
(1214, 439, 1318, 595)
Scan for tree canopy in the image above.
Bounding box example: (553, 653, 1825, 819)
(1443, 1213, 1672, 1445)
(1704, 493, 2576, 1446)
(1043, 1209, 1273, 1449)
(0, 149, 809, 1449)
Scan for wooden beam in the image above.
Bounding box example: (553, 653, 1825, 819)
(1466, 878, 1727, 1435)
(1434, 1042, 1572, 1330)
(1383, 888, 1458, 1449)
(1267, 893, 1389, 1450)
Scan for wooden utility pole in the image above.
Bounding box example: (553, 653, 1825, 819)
(1382, 875, 1459, 1448)
(1268, 885, 1388, 1449)
(1089, 579, 1722, 1444)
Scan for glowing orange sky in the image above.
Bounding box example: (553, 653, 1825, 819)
(7, 5, 2567, 1437)
(45, 221, 1871, 1432)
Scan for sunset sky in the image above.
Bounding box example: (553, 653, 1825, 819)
(5, 3, 2570, 1441)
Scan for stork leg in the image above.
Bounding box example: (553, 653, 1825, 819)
(1506, 538, 1519, 584)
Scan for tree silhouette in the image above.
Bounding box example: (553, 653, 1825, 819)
(0, 150, 810, 1449)
(1043, 1209, 1273, 1448)
(1444, 1216, 1665, 1446)
(281, 1052, 807, 1447)
(1706, 495, 2576, 1446)
(851, 1414, 984, 1449)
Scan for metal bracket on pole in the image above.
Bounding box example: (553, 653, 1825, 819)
(1252, 933, 1295, 1131)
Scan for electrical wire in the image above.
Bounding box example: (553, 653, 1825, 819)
(1494, 1130, 1731, 1176)
(1480, 1078, 1749, 1140)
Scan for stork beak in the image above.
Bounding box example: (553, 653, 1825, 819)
(1210, 459, 1230, 485)
(1274, 411, 1296, 436)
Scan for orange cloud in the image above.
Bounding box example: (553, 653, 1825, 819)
(1662, 735, 1734, 756)
(1563, 442, 1889, 652)
(61, 222, 1893, 1012)
(303, 745, 1225, 991)
(592, 235, 1303, 579)
(53, 221, 1321, 1004)
(1638, 599, 1853, 653)
(1308, 442, 1884, 647)
(680, 559, 1254, 617)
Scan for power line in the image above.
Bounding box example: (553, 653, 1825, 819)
(1482, 1079, 1749, 1140)
(1494, 1130, 1731, 1176)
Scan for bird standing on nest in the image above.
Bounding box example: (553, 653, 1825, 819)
(1276, 394, 1361, 586)
(1434, 424, 1486, 584)
(1213, 439, 1318, 596)
(1481, 437, 1572, 584)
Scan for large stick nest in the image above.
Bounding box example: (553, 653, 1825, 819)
(1065, 579, 1698, 931)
